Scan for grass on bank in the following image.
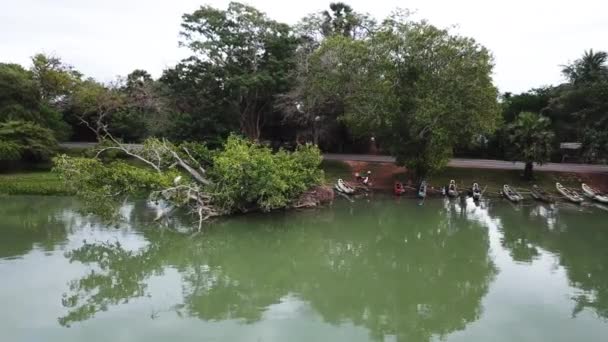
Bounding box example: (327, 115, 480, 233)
(0, 172, 72, 196)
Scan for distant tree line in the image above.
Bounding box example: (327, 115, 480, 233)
(1, 2, 607, 177)
(493, 50, 608, 166)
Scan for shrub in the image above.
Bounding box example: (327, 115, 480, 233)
(210, 136, 324, 212)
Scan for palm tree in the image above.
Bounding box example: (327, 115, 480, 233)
(321, 2, 359, 38)
(562, 49, 608, 84)
(508, 112, 555, 180)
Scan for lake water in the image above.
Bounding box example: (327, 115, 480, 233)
(1, 195, 608, 341)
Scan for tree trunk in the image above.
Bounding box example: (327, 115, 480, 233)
(523, 162, 534, 180)
(240, 111, 261, 141)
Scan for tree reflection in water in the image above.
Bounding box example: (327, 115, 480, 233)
(0, 196, 77, 259)
(58, 198, 497, 341)
(490, 202, 608, 320)
(4, 195, 607, 338)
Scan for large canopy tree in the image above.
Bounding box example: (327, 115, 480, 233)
(276, 3, 377, 149)
(179, 2, 298, 140)
(303, 16, 500, 177)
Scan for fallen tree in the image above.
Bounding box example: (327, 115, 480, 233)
(54, 130, 330, 230)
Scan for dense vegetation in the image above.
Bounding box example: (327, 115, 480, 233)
(53, 136, 324, 227)
(2, 2, 607, 181)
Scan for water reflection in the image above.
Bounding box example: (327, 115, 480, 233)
(0, 196, 77, 258)
(488, 201, 608, 320)
(55, 198, 496, 341)
(1, 196, 608, 341)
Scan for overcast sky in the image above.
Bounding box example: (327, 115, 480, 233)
(1, 0, 607, 93)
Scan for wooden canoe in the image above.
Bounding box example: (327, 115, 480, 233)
(447, 180, 459, 198)
(556, 183, 584, 203)
(582, 183, 608, 203)
(530, 185, 553, 203)
(502, 184, 523, 203)
(335, 179, 355, 194)
(471, 183, 482, 201)
(418, 181, 427, 198)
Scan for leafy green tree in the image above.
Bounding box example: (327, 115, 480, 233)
(115, 69, 165, 142)
(507, 112, 554, 180)
(501, 88, 553, 124)
(66, 75, 163, 142)
(277, 4, 377, 150)
(305, 18, 500, 177)
(0, 62, 70, 140)
(179, 2, 298, 140)
(30, 53, 81, 104)
(0, 120, 58, 163)
(159, 59, 238, 144)
(66, 79, 126, 139)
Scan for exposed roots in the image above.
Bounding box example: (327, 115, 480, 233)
(292, 185, 335, 209)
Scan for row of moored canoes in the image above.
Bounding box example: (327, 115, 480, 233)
(500, 182, 607, 204)
(336, 177, 608, 205)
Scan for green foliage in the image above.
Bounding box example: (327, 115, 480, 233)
(581, 129, 608, 162)
(507, 112, 554, 178)
(0, 63, 40, 122)
(0, 140, 21, 161)
(0, 62, 71, 140)
(30, 53, 81, 103)
(159, 60, 238, 142)
(0, 121, 58, 163)
(178, 141, 216, 167)
(53, 136, 324, 222)
(561, 49, 608, 85)
(542, 50, 608, 161)
(304, 19, 500, 177)
(502, 88, 553, 124)
(179, 2, 298, 140)
(53, 155, 179, 218)
(54, 155, 177, 196)
(211, 136, 323, 212)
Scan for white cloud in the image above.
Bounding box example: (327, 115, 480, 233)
(2, 0, 607, 93)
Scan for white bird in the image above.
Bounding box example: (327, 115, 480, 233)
(174, 176, 182, 185)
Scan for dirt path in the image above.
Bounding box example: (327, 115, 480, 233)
(341, 161, 608, 192)
(324, 154, 608, 174)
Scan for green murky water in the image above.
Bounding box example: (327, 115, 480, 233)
(1, 195, 608, 341)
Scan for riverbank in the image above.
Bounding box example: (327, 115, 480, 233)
(2, 160, 606, 196)
(323, 160, 608, 195)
